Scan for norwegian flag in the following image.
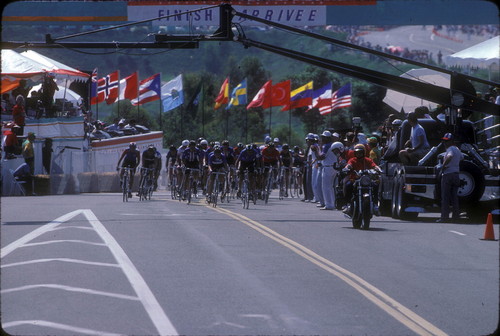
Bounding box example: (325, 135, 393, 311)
(331, 83, 352, 111)
(132, 73, 162, 106)
(94, 70, 119, 105)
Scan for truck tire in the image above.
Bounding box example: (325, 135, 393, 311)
(458, 161, 484, 203)
(396, 173, 418, 220)
(391, 174, 401, 219)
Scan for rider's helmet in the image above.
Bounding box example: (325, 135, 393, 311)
(169, 145, 176, 151)
(293, 145, 300, 152)
(200, 139, 208, 146)
(331, 141, 344, 153)
(282, 144, 289, 150)
(129, 142, 136, 149)
(213, 146, 222, 153)
(273, 137, 280, 143)
(246, 144, 253, 150)
(189, 140, 197, 147)
(264, 136, 271, 144)
(353, 144, 366, 157)
(182, 139, 189, 146)
(237, 142, 244, 149)
(222, 140, 229, 146)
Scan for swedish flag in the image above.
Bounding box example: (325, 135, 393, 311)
(226, 79, 247, 110)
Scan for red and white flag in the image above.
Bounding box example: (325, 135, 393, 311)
(96, 70, 119, 105)
(309, 82, 332, 115)
(132, 73, 162, 106)
(270, 80, 290, 108)
(118, 72, 139, 101)
(247, 80, 272, 110)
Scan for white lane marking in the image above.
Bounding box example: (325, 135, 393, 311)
(1, 209, 83, 258)
(81, 209, 178, 336)
(2, 209, 178, 336)
(449, 230, 466, 236)
(3, 320, 123, 336)
(1, 258, 120, 269)
(2, 284, 140, 301)
(22, 240, 107, 247)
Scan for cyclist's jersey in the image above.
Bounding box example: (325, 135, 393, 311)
(141, 149, 156, 169)
(166, 150, 177, 167)
(261, 146, 280, 164)
(222, 146, 235, 165)
(183, 148, 202, 168)
(280, 151, 293, 167)
(292, 153, 305, 167)
(121, 148, 140, 168)
(208, 153, 227, 171)
(238, 148, 257, 163)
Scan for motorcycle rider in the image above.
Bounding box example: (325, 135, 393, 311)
(342, 144, 382, 216)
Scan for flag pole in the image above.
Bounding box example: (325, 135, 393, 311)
(289, 107, 292, 144)
(202, 84, 205, 138)
(159, 72, 163, 131)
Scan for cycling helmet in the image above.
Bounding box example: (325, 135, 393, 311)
(246, 144, 252, 150)
(214, 146, 222, 153)
(237, 142, 244, 148)
(182, 139, 189, 146)
(353, 143, 366, 155)
(293, 145, 300, 152)
(273, 137, 280, 143)
(222, 140, 229, 146)
(282, 144, 289, 150)
(189, 140, 196, 147)
(214, 141, 220, 147)
(264, 136, 271, 144)
(129, 142, 136, 148)
(169, 145, 176, 150)
(200, 139, 208, 146)
(331, 141, 344, 153)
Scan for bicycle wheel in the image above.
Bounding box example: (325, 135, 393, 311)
(241, 179, 248, 209)
(187, 179, 193, 204)
(212, 181, 219, 208)
(264, 173, 272, 204)
(122, 173, 129, 202)
(170, 175, 177, 200)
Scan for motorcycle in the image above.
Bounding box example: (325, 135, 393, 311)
(344, 169, 380, 230)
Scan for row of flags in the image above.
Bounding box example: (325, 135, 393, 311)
(89, 70, 351, 115)
(215, 78, 352, 115)
(90, 70, 184, 113)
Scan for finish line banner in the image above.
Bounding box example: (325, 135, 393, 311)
(127, 4, 327, 27)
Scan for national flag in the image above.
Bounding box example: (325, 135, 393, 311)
(282, 81, 313, 111)
(226, 79, 247, 110)
(309, 82, 332, 115)
(247, 80, 272, 110)
(90, 68, 103, 105)
(187, 83, 202, 112)
(118, 71, 138, 101)
(96, 70, 119, 105)
(331, 83, 352, 111)
(132, 73, 161, 106)
(214, 77, 229, 109)
(161, 74, 184, 112)
(270, 79, 290, 108)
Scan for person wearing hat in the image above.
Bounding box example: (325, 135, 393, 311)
(368, 137, 381, 165)
(317, 130, 336, 209)
(22, 132, 36, 174)
(437, 133, 464, 223)
(302, 133, 316, 202)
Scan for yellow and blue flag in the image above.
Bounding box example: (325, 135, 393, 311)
(226, 78, 247, 110)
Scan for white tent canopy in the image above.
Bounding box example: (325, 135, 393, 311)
(383, 68, 450, 113)
(1, 49, 46, 79)
(21, 50, 89, 82)
(444, 36, 499, 68)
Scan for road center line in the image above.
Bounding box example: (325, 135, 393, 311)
(449, 230, 466, 236)
(209, 205, 448, 336)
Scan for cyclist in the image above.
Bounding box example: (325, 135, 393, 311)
(116, 142, 140, 198)
(235, 144, 258, 198)
(153, 146, 162, 191)
(292, 145, 305, 195)
(221, 140, 235, 194)
(138, 145, 157, 196)
(261, 141, 281, 193)
(165, 145, 177, 186)
(198, 139, 210, 194)
(181, 140, 203, 198)
(280, 144, 293, 197)
(206, 146, 229, 200)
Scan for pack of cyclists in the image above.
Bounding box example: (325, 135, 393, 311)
(117, 130, 383, 210)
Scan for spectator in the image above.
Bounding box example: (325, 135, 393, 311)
(3, 124, 21, 159)
(22, 132, 36, 174)
(12, 95, 26, 135)
(368, 137, 381, 164)
(437, 133, 464, 223)
(399, 112, 431, 165)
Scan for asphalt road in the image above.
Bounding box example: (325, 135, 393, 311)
(1, 191, 498, 336)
